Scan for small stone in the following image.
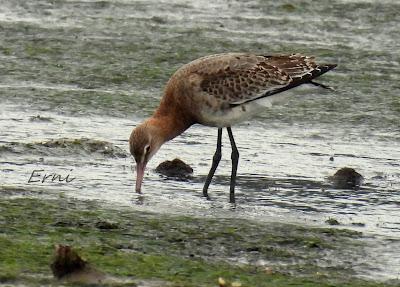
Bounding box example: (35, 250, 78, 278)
(155, 158, 193, 178)
(329, 167, 363, 189)
(95, 221, 119, 230)
(245, 246, 260, 252)
(151, 16, 167, 24)
(325, 218, 340, 225)
(351, 222, 366, 227)
(306, 240, 321, 248)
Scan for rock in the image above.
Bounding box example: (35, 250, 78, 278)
(325, 218, 340, 225)
(50, 245, 108, 284)
(329, 167, 363, 189)
(155, 158, 193, 178)
(95, 220, 119, 230)
(151, 16, 167, 24)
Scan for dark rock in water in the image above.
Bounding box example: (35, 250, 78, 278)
(155, 158, 193, 178)
(326, 218, 340, 225)
(351, 222, 366, 227)
(151, 15, 167, 24)
(50, 245, 107, 284)
(329, 167, 363, 189)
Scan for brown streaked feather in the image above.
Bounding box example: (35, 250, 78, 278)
(169, 53, 336, 107)
(235, 59, 337, 106)
(262, 54, 318, 78)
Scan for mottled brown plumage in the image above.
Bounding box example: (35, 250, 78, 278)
(129, 53, 336, 199)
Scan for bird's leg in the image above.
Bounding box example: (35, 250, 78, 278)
(227, 127, 239, 204)
(203, 128, 222, 199)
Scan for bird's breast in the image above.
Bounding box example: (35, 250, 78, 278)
(195, 99, 268, 127)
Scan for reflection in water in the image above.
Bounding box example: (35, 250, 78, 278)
(134, 194, 146, 206)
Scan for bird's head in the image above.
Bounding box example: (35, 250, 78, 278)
(129, 121, 164, 193)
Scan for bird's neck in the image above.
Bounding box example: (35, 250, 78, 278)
(146, 113, 192, 143)
(148, 87, 195, 142)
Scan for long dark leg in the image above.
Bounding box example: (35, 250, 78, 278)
(227, 127, 239, 204)
(203, 128, 222, 199)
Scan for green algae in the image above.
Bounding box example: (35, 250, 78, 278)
(0, 138, 128, 159)
(0, 194, 395, 287)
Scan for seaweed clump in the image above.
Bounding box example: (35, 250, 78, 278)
(50, 245, 108, 284)
(155, 158, 193, 179)
(329, 167, 363, 189)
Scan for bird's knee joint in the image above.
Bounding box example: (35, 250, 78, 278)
(231, 149, 239, 161)
(213, 152, 222, 162)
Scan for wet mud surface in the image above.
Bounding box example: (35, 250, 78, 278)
(1, 191, 398, 286)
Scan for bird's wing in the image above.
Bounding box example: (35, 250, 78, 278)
(190, 53, 336, 106)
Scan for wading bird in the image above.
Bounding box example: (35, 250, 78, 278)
(129, 53, 336, 203)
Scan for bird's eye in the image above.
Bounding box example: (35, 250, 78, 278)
(145, 145, 151, 154)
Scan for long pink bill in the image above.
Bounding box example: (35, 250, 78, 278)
(135, 162, 146, 193)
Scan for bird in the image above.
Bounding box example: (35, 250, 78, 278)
(129, 53, 336, 203)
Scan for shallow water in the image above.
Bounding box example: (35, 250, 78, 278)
(0, 0, 399, 281)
